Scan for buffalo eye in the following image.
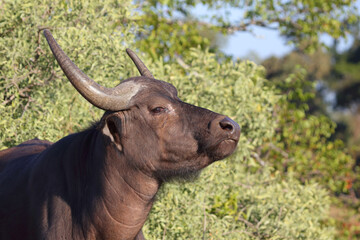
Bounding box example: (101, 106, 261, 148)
(151, 107, 166, 114)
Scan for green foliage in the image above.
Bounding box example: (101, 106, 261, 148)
(134, 9, 215, 60)
(1, 0, 335, 238)
(246, 0, 358, 52)
(328, 39, 360, 150)
(0, 0, 137, 148)
(136, 0, 358, 58)
(260, 41, 360, 239)
(262, 50, 331, 86)
(260, 67, 357, 195)
(144, 164, 334, 239)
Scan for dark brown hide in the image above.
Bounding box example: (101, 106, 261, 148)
(0, 32, 240, 240)
(0, 139, 52, 172)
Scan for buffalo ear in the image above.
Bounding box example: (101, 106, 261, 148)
(102, 115, 123, 151)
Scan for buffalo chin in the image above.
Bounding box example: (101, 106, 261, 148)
(154, 167, 201, 183)
(208, 139, 238, 162)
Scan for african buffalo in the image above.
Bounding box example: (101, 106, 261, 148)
(0, 30, 240, 240)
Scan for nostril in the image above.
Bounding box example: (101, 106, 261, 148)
(219, 119, 234, 132)
(216, 116, 241, 140)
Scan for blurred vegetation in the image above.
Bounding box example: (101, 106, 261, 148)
(329, 31, 360, 158)
(134, 0, 358, 59)
(1, 0, 358, 239)
(259, 67, 356, 195)
(261, 27, 360, 239)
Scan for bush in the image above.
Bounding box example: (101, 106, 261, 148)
(144, 164, 334, 239)
(0, 0, 136, 148)
(0, 0, 334, 238)
(260, 67, 357, 195)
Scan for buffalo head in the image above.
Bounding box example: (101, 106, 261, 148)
(44, 29, 240, 183)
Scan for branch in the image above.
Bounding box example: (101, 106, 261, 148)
(237, 216, 256, 229)
(251, 152, 266, 167)
(224, 20, 278, 34)
(175, 55, 200, 77)
(268, 143, 290, 159)
(256, 209, 275, 229)
(152, 17, 286, 35)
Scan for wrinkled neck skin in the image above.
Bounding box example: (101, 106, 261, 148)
(92, 130, 159, 240)
(39, 125, 159, 240)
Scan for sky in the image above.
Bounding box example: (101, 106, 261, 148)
(220, 27, 294, 61)
(220, 26, 354, 62)
(192, 2, 359, 62)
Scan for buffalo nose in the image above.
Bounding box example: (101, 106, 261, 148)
(219, 117, 240, 140)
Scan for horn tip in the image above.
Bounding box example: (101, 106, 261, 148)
(43, 29, 52, 38)
(126, 48, 134, 55)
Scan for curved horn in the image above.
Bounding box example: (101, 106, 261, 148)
(126, 48, 154, 78)
(43, 29, 141, 111)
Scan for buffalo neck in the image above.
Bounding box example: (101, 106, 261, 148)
(46, 126, 159, 239)
(91, 129, 160, 239)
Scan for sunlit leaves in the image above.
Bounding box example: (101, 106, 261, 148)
(0, 0, 136, 148)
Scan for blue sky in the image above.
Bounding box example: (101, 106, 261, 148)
(220, 26, 354, 61)
(220, 27, 294, 60)
(192, 2, 359, 61)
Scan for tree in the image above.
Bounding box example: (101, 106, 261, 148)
(260, 30, 360, 240)
(328, 36, 360, 154)
(135, 0, 358, 59)
(262, 49, 332, 114)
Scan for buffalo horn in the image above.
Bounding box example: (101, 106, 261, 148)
(43, 29, 141, 111)
(126, 49, 154, 78)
